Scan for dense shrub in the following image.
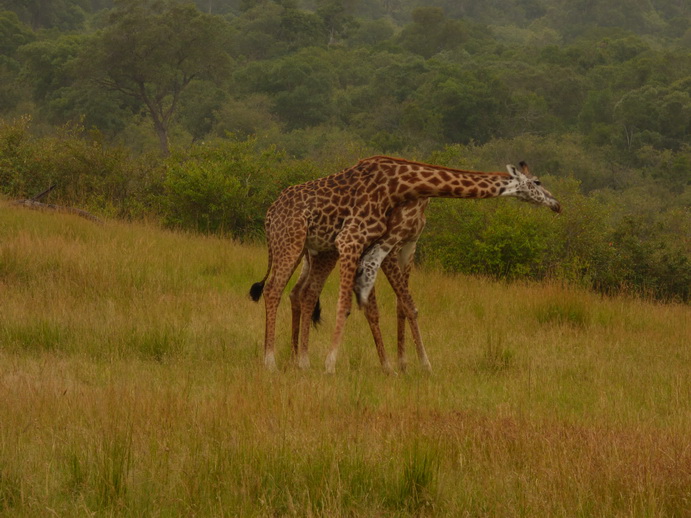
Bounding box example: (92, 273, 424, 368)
(608, 216, 691, 301)
(0, 117, 161, 218)
(162, 138, 321, 237)
(418, 199, 547, 280)
(419, 175, 690, 302)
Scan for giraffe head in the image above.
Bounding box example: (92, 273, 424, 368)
(502, 161, 561, 213)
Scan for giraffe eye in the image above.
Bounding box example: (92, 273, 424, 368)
(533, 180, 541, 186)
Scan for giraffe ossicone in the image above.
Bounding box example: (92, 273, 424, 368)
(250, 156, 560, 373)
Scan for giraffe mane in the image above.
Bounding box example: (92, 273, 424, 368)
(363, 155, 511, 178)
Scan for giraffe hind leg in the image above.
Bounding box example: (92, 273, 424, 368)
(294, 251, 338, 370)
(361, 287, 395, 374)
(289, 255, 312, 358)
(260, 231, 307, 371)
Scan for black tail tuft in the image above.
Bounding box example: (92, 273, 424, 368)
(249, 281, 265, 302)
(311, 298, 322, 327)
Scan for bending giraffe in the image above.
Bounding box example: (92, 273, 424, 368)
(250, 156, 561, 373)
(289, 160, 553, 374)
(289, 198, 429, 374)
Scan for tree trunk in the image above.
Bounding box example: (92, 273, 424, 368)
(153, 119, 170, 156)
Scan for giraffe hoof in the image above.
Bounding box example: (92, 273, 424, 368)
(297, 355, 310, 370)
(264, 353, 277, 372)
(324, 351, 337, 374)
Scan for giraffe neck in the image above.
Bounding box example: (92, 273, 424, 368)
(368, 156, 512, 201)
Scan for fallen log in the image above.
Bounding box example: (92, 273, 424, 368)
(12, 185, 103, 224)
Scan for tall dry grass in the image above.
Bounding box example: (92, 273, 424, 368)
(1, 202, 690, 516)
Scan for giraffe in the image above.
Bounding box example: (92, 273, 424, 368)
(250, 156, 561, 373)
(288, 198, 430, 374)
(288, 160, 553, 374)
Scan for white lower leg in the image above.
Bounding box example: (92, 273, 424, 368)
(355, 244, 389, 305)
(382, 361, 395, 375)
(324, 349, 337, 374)
(298, 353, 310, 370)
(398, 355, 408, 373)
(264, 351, 277, 371)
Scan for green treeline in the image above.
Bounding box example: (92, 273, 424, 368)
(0, 0, 689, 301)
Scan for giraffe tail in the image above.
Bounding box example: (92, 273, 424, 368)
(249, 280, 265, 302)
(250, 243, 272, 302)
(311, 298, 322, 327)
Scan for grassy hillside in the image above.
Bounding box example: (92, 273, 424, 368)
(1, 202, 689, 516)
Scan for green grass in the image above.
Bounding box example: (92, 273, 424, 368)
(0, 202, 690, 516)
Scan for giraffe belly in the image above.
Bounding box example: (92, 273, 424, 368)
(305, 234, 338, 253)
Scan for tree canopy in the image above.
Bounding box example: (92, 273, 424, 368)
(76, 0, 233, 154)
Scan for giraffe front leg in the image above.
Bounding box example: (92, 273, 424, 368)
(325, 246, 361, 374)
(297, 251, 338, 370)
(355, 242, 394, 307)
(324, 279, 353, 374)
(289, 255, 312, 358)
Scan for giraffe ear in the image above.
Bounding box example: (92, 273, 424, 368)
(519, 161, 537, 179)
(506, 164, 519, 177)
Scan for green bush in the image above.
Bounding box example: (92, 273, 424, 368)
(0, 117, 160, 218)
(608, 216, 691, 301)
(419, 174, 689, 302)
(420, 198, 555, 281)
(162, 138, 320, 237)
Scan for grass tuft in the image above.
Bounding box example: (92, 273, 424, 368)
(128, 326, 184, 362)
(0, 319, 70, 354)
(95, 426, 133, 509)
(393, 441, 440, 514)
(0, 464, 22, 512)
(476, 332, 515, 373)
(534, 296, 590, 327)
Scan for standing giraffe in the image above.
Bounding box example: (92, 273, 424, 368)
(250, 156, 561, 373)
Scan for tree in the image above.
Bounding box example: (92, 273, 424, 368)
(316, 0, 358, 45)
(397, 7, 468, 58)
(413, 63, 510, 144)
(230, 1, 326, 60)
(0, 10, 34, 113)
(1, 0, 88, 30)
(614, 84, 691, 151)
(0, 10, 34, 55)
(79, 0, 233, 154)
(19, 35, 85, 104)
(236, 48, 337, 130)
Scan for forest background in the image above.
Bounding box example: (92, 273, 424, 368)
(0, 0, 689, 301)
